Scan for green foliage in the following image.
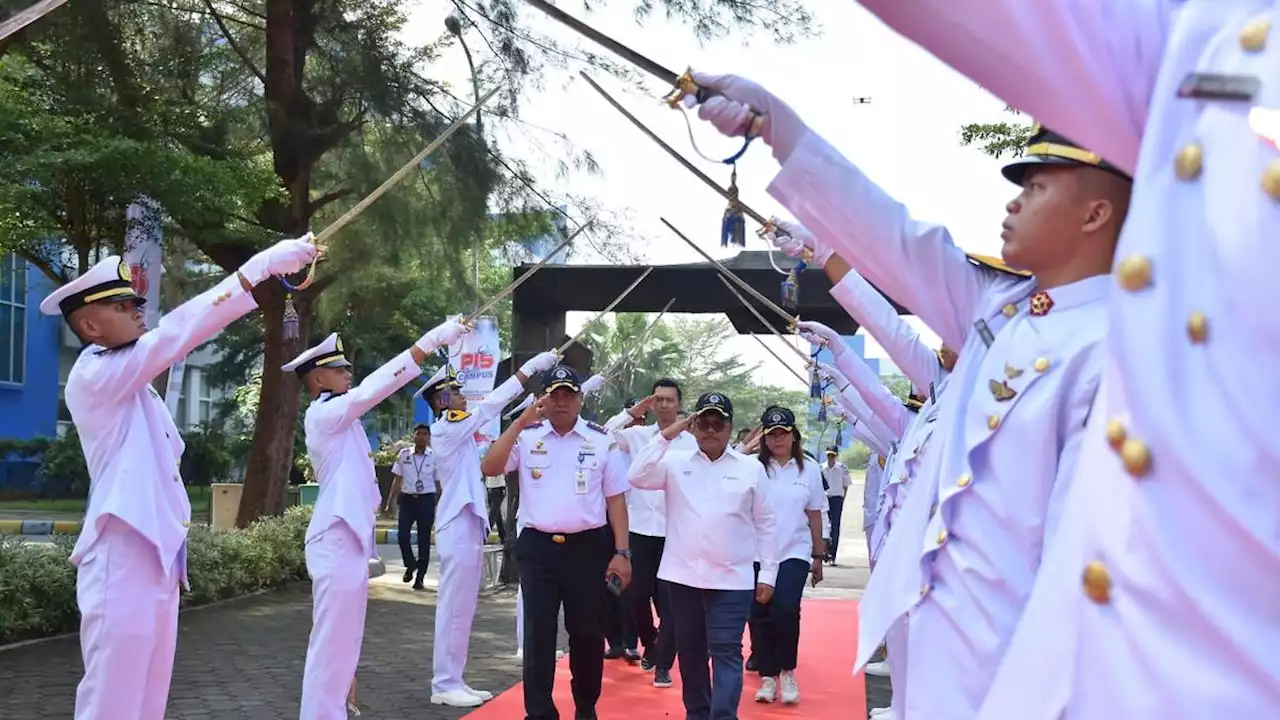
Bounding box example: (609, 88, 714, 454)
(959, 107, 1033, 159)
(179, 425, 237, 488)
(35, 428, 90, 500)
(0, 506, 312, 644)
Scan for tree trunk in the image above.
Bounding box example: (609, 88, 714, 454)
(235, 283, 313, 527)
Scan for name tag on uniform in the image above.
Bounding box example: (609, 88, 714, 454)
(1177, 72, 1259, 102)
(574, 469, 589, 494)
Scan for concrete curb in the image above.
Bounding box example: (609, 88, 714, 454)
(0, 521, 503, 544)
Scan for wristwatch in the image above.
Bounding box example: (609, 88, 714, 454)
(615, 549, 632, 560)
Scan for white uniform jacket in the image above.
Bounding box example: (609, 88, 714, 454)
(66, 273, 257, 580)
(305, 350, 422, 555)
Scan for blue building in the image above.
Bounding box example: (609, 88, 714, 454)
(0, 254, 62, 492)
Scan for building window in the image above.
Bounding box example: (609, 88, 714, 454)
(197, 375, 215, 425)
(0, 254, 27, 385)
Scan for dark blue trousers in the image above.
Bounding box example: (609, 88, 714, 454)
(667, 582, 753, 720)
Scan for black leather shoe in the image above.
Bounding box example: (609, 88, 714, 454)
(604, 646, 624, 660)
(745, 655, 758, 672)
(402, 567, 414, 583)
(653, 668, 673, 688)
(574, 709, 598, 719)
(623, 648, 641, 664)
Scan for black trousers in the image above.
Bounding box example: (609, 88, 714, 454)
(397, 493, 436, 571)
(488, 487, 507, 543)
(630, 532, 677, 669)
(518, 526, 612, 720)
(827, 494, 845, 559)
(751, 558, 811, 677)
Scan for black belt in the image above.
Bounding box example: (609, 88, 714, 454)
(523, 526, 606, 544)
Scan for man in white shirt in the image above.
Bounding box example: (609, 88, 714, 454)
(387, 423, 437, 590)
(44, 239, 316, 720)
(820, 446, 852, 564)
(285, 319, 466, 719)
(602, 378, 694, 687)
(629, 391, 779, 720)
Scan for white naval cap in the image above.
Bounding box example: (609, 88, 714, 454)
(281, 332, 351, 376)
(38, 255, 145, 317)
(415, 363, 461, 399)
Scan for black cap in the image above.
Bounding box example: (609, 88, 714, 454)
(623, 396, 638, 409)
(825, 445, 838, 455)
(692, 391, 733, 420)
(541, 364, 582, 394)
(1002, 123, 1130, 185)
(761, 406, 796, 432)
(422, 369, 463, 399)
(904, 396, 924, 413)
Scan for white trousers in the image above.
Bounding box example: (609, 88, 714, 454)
(885, 616, 908, 716)
(516, 584, 524, 650)
(75, 517, 180, 720)
(301, 523, 369, 720)
(432, 513, 485, 693)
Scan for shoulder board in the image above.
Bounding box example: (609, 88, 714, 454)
(445, 410, 471, 423)
(586, 421, 607, 434)
(521, 421, 544, 431)
(877, 456, 887, 469)
(397, 447, 411, 458)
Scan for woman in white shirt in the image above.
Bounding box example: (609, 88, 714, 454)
(751, 406, 826, 706)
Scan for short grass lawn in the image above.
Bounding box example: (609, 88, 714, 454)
(0, 486, 212, 517)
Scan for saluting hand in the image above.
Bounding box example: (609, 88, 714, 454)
(516, 397, 544, 428)
(628, 393, 657, 420)
(661, 414, 693, 441)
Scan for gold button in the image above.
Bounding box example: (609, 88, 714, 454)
(1116, 255, 1152, 292)
(957, 474, 971, 488)
(1034, 357, 1050, 373)
(1120, 438, 1152, 478)
(898, 474, 907, 483)
(987, 414, 1000, 431)
(919, 583, 931, 598)
(182, 520, 191, 528)
(936, 529, 948, 546)
(1105, 418, 1127, 450)
(1082, 561, 1113, 604)
(1002, 304, 1017, 318)
(1240, 18, 1270, 52)
(1186, 311, 1208, 344)
(1263, 160, 1280, 201)
(1174, 143, 1203, 180)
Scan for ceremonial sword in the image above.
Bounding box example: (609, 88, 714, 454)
(523, 0, 762, 136)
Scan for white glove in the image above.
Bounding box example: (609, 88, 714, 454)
(240, 233, 319, 286)
(581, 374, 605, 395)
(796, 321, 845, 356)
(415, 319, 468, 353)
(814, 360, 848, 389)
(766, 219, 833, 267)
(520, 351, 558, 377)
(686, 72, 808, 164)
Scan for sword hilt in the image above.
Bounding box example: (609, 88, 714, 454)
(666, 68, 765, 138)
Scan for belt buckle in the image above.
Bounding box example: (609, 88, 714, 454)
(552, 534, 566, 544)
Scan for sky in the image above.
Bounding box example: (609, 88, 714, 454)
(403, 1, 1021, 390)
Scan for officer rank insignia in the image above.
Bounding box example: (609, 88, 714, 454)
(586, 421, 606, 434)
(989, 379, 1018, 402)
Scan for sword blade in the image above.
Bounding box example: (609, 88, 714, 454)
(579, 71, 771, 228)
(524, 0, 679, 86)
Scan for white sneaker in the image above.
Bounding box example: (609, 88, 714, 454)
(430, 689, 483, 707)
(754, 676, 777, 703)
(779, 670, 800, 705)
(869, 707, 896, 719)
(462, 685, 493, 701)
(864, 660, 891, 677)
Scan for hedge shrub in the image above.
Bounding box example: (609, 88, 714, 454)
(0, 506, 313, 646)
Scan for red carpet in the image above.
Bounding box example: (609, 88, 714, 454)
(466, 598, 863, 719)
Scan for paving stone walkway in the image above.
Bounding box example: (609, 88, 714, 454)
(0, 485, 888, 719)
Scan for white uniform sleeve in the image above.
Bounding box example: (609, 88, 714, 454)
(768, 131, 998, 351)
(752, 462, 781, 587)
(77, 274, 257, 403)
(503, 434, 524, 475)
(628, 435, 672, 490)
(832, 350, 911, 438)
(806, 464, 827, 512)
(309, 350, 422, 435)
(603, 446, 630, 498)
(830, 270, 943, 394)
(855, 0, 1172, 176)
(436, 375, 526, 453)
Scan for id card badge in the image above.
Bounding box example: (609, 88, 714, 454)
(574, 470, 589, 494)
